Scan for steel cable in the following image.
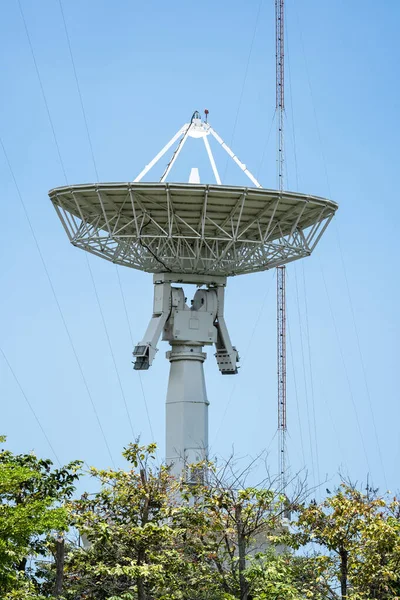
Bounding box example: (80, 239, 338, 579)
(223, 0, 265, 182)
(212, 271, 276, 448)
(0, 135, 115, 467)
(115, 266, 155, 443)
(0, 345, 61, 465)
(319, 259, 371, 475)
(56, 0, 157, 445)
(293, 0, 386, 485)
(14, 1, 116, 465)
(301, 263, 321, 490)
(286, 304, 306, 469)
(293, 265, 317, 488)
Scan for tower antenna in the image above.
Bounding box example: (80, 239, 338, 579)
(276, 0, 285, 192)
(275, 0, 287, 495)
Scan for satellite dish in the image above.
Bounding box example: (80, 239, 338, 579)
(49, 110, 337, 278)
(49, 182, 336, 277)
(49, 110, 338, 478)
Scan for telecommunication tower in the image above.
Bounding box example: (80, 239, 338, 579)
(277, 265, 286, 490)
(275, 0, 287, 494)
(49, 110, 337, 479)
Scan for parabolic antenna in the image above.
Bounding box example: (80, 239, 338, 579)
(49, 111, 338, 478)
(49, 182, 337, 278)
(49, 111, 337, 279)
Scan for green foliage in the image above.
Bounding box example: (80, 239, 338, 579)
(3, 580, 50, 599)
(2, 436, 400, 600)
(165, 459, 294, 600)
(293, 484, 400, 599)
(65, 442, 192, 599)
(64, 447, 292, 600)
(0, 437, 81, 596)
(245, 551, 304, 599)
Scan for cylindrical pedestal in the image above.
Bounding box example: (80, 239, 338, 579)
(165, 343, 209, 479)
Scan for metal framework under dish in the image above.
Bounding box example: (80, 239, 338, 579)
(49, 182, 337, 277)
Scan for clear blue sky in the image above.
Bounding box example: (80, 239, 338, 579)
(1, 0, 399, 494)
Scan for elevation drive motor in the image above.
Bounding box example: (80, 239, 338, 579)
(133, 275, 239, 375)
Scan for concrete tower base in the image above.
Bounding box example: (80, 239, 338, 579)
(165, 343, 208, 479)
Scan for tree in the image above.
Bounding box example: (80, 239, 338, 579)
(0, 436, 81, 598)
(65, 442, 207, 600)
(245, 550, 305, 600)
(292, 483, 400, 599)
(174, 455, 306, 600)
(65, 447, 307, 600)
(32, 440, 400, 600)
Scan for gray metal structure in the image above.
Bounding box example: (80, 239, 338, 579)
(275, 0, 287, 497)
(49, 111, 338, 479)
(49, 183, 337, 277)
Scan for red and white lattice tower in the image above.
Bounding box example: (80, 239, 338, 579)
(277, 265, 287, 491)
(276, 0, 287, 493)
